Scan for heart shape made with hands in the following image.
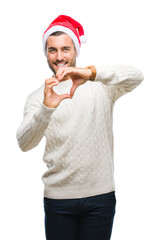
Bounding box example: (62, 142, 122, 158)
(53, 77, 87, 98)
(53, 79, 73, 95)
(53, 67, 91, 97)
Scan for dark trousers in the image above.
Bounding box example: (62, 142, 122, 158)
(44, 191, 116, 240)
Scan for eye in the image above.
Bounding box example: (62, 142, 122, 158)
(63, 48, 70, 52)
(49, 49, 56, 53)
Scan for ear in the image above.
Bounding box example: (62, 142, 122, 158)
(45, 39, 49, 57)
(73, 45, 78, 57)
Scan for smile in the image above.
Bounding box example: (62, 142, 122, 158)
(54, 62, 67, 67)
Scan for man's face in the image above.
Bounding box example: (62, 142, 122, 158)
(46, 34, 77, 79)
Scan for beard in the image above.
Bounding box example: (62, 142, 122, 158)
(47, 54, 77, 77)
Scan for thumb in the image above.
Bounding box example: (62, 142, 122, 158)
(70, 83, 78, 97)
(59, 94, 72, 101)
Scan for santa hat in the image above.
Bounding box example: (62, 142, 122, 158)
(42, 15, 87, 56)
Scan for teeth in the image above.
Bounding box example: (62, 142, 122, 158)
(56, 64, 65, 67)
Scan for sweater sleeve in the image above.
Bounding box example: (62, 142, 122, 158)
(16, 89, 56, 152)
(94, 65, 144, 102)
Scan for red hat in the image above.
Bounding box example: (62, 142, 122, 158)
(42, 15, 87, 56)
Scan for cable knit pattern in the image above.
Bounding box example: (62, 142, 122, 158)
(16, 65, 144, 199)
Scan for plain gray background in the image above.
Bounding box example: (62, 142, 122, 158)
(0, 0, 159, 239)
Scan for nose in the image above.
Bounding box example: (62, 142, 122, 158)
(57, 50, 63, 61)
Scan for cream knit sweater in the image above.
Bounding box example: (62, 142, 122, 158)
(16, 65, 144, 199)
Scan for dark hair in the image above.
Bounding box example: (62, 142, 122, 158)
(46, 31, 76, 53)
(49, 31, 66, 37)
(45, 31, 66, 51)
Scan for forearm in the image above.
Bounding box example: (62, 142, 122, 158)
(92, 65, 144, 101)
(16, 104, 55, 152)
(93, 65, 144, 88)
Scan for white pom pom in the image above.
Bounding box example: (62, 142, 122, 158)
(80, 35, 87, 43)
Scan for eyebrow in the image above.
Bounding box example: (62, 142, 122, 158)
(48, 46, 71, 50)
(48, 47, 56, 50)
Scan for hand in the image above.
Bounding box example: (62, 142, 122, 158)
(43, 77, 72, 108)
(56, 67, 92, 97)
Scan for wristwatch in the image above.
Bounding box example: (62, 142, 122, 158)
(85, 65, 97, 81)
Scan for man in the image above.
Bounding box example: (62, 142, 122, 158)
(16, 15, 144, 240)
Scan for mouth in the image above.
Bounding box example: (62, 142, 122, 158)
(54, 62, 68, 68)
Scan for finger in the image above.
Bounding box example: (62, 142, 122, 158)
(44, 78, 58, 90)
(56, 68, 64, 80)
(59, 93, 72, 101)
(45, 78, 59, 86)
(56, 68, 74, 81)
(44, 81, 59, 94)
(56, 67, 67, 81)
(48, 82, 59, 88)
(70, 83, 78, 97)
